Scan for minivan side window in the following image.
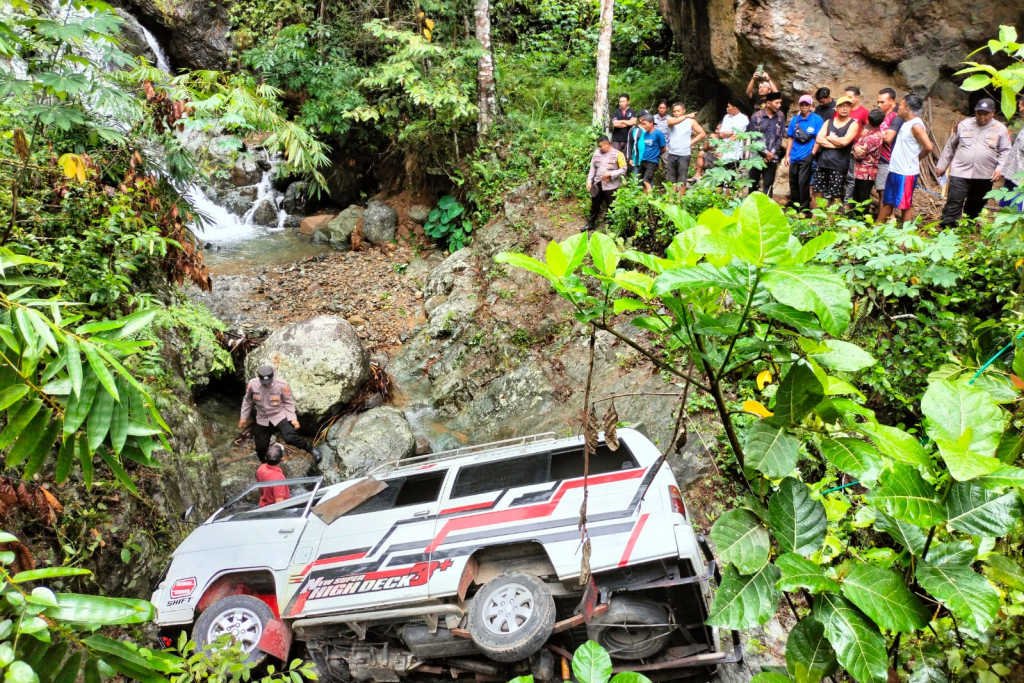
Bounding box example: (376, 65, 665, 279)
(548, 443, 638, 480)
(451, 453, 550, 498)
(344, 470, 447, 515)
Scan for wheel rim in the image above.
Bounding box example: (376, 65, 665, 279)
(482, 582, 535, 635)
(206, 607, 263, 652)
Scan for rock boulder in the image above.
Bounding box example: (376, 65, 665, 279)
(300, 213, 335, 237)
(408, 204, 431, 224)
(314, 205, 363, 250)
(282, 181, 309, 214)
(246, 316, 369, 419)
(320, 407, 417, 483)
(250, 198, 279, 226)
(362, 200, 398, 244)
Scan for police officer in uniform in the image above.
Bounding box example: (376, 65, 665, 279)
(239, 364, 320, 463)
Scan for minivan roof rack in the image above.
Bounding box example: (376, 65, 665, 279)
(370, 432, 560, 475)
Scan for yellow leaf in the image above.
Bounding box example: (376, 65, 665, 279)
(1016, 257, 1024, 270)
(424, 18, 435, 30)
(742, 400, 774, 419)
(57, 153, 86, 182)
(756, 370, 773, 391)
(422, 27, 432, 41)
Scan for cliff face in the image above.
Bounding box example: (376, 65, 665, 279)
(663, 0, 1023, 117)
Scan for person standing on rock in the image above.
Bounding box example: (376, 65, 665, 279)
(875, 87, 903, 196)
(240, 364, 320, 463)
(665, 102, 706, 193)
(877, 94, 934, 224)
(936, 97, 1011, 226)
(783, 94, 823, 211)
(812, 95, 860, 205)
(586, 136, 628, 230)
(747, 92, 786, 196)
(256, 443, 290, 507)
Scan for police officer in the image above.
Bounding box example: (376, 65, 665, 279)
(239, 364, 320, 463)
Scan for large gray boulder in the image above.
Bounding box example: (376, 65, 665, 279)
(250, 198, 279, 226)
(246, 316, 369, 419)
(362, 200, 398, 245)
(320, 407, 417, 483)
(314, 205, 363, 250)
(282, 181, 309, 214)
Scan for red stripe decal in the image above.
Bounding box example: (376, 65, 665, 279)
(297, 551, 367, 578)
(425, 468, 644, 554)
(440, 500, 496, 516)
(618, 513, 650, 567)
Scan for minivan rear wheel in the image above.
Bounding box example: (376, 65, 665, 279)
(193, 594, 273, 665)
(468, 573, 555, 663)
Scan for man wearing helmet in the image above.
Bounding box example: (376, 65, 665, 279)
(239, 364, 319, 463)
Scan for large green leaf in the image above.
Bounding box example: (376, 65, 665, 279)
(732, 192, 791, 266)
(786, 618, 838, 683)
(653, 263, 750, 296)
(710, 509, 770, 574)
(744, 422, 801, 479)
(856, 423, 930, 467)
(571, 639, 612, 683)
(776, 553, 840, 594)
(761, 265, 852, 336)
(921, 379, 1006, 480)
(867, 464, 945, 527)
(944, 481, 1021, 536)
(873, 513, 926, 554)
(588, 231, 620, 277)
(45, 594, 154, 626)
(771, 363, 824, 426)
(917, 558, 998, 632)
(819, 438, 883, 483)
(804, 339, 876, 373)
(840, 562, 929, 633)
(706, 564, 781, 629)
(814, 594, 888, 683)
(768, 478, 827, 556)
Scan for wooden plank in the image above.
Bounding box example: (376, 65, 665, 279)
(312, 477, 386, 525)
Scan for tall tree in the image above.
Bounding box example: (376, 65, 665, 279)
(475, 0, 498, 137)
(592, 0, 615, 130)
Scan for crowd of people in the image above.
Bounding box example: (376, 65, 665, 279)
(585, 69, 1024, 231)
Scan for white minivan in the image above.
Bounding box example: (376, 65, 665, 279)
(152, 429, 739, 681)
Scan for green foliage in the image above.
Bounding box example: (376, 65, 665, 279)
(153, 301, 234, 389)
(508, 639, 650, 683)
(0, 250, 168, 490)
(424, 196, 473, 252)
(241, 24, 365, 140)
(0, 529, 318, 683)
(497, 193, 1024, 681)
(957, 24, 1024, 118)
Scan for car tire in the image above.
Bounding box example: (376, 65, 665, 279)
(586, 596, 672, 660)
(468, 573, 556, 663)
(193, 594, 273, 665)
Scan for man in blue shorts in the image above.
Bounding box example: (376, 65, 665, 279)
(878, 94, 934, 224)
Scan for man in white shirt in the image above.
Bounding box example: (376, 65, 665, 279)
(665, 102, 706, 192)
(877, 94, 934, 224)
(717, 100, 750, 167)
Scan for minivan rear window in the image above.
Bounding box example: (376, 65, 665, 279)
(549, 443, 638, 479)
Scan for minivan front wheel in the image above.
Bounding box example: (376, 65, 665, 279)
(193, 594, 273, 665)
(468, 573, 556, 663)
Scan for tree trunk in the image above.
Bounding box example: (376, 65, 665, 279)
(475, 0, 497, 138)
(592, 0, 615, 131)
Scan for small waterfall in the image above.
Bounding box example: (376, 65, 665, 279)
(188, 150, 288, 245)
(118, 11, 171, 72)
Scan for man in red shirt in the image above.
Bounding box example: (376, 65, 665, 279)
(844, 86, 870, 126)
(256, 443, 290, 507)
